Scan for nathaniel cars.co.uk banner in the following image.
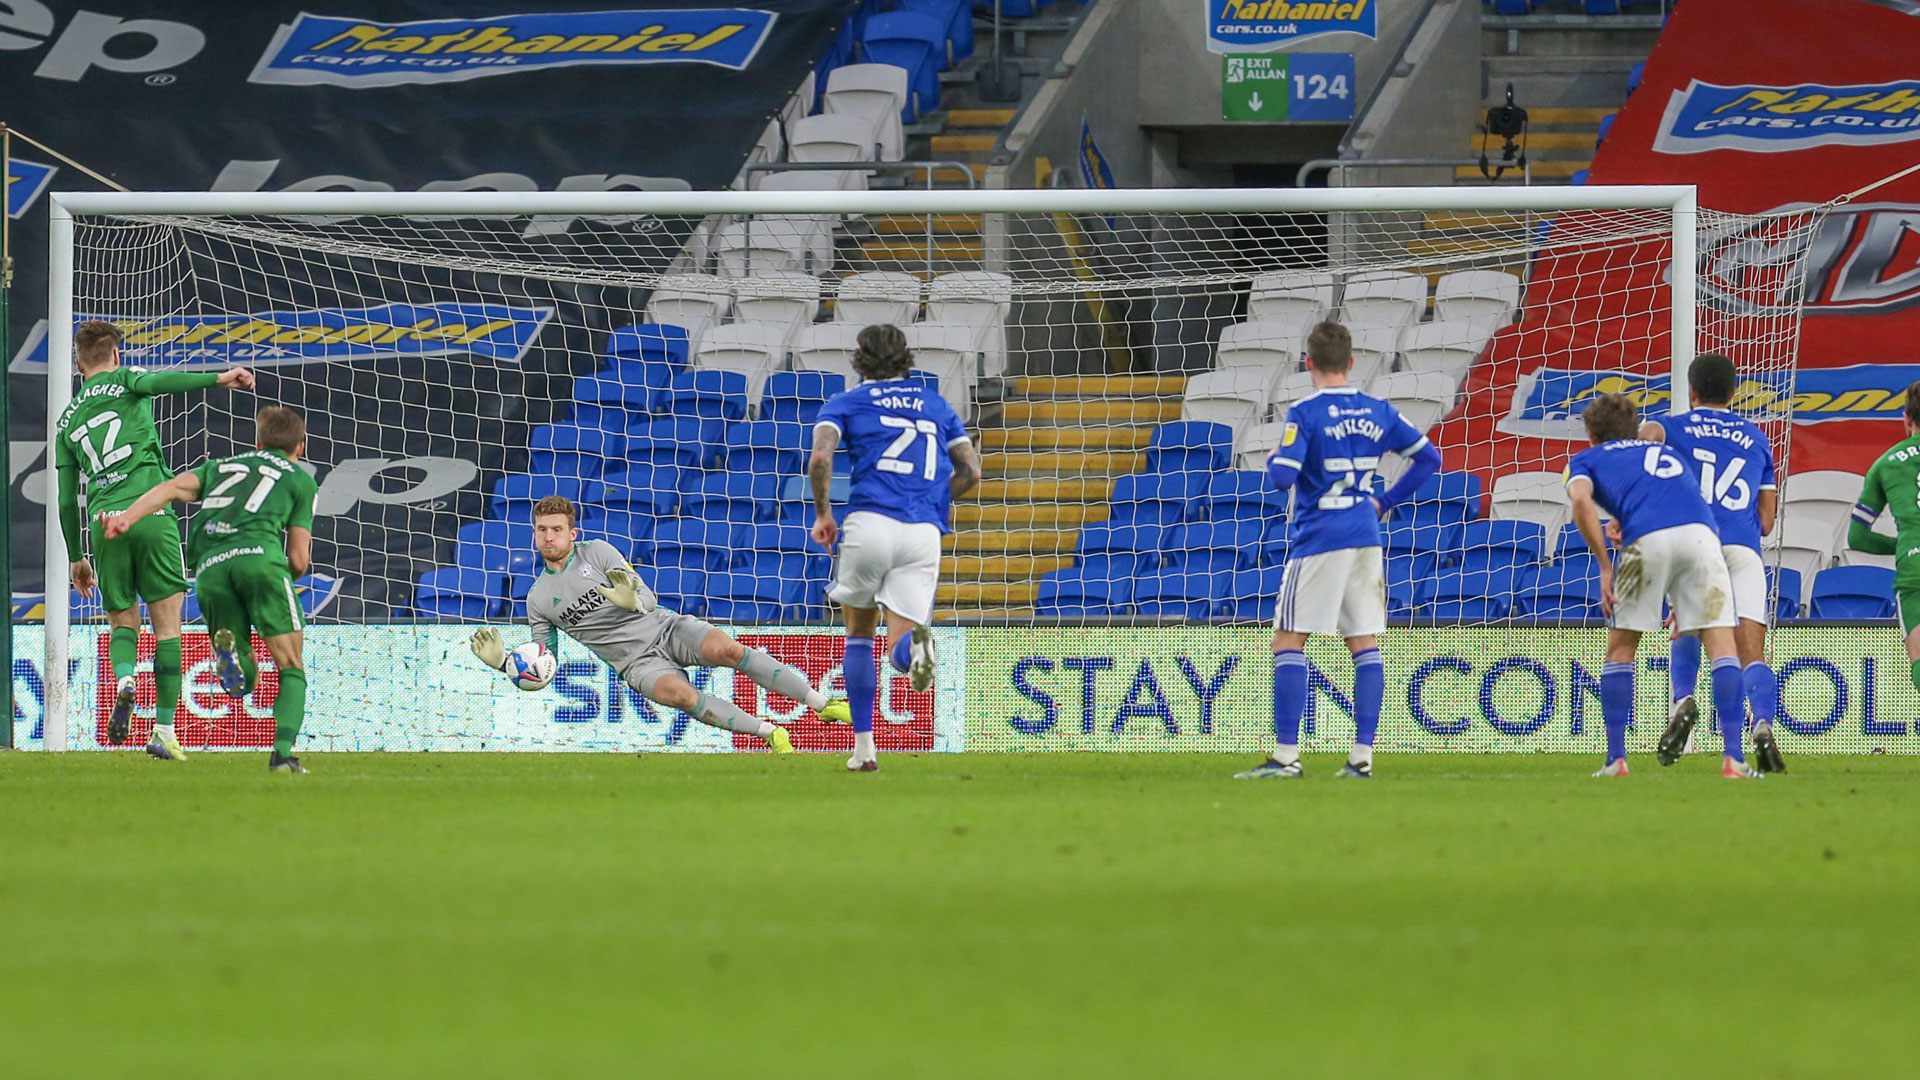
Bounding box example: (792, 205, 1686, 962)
(12, 626, 1917, 755)
(1433, 0, 1920, 483)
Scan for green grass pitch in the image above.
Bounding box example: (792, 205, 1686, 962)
(3, 751, 1915, 1079)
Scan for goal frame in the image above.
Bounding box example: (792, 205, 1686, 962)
(40, 184, 1699, 750)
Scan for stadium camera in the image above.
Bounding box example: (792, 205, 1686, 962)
(1479, 84, 1529, 182)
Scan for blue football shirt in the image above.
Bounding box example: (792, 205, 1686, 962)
(1655, 407, 1777, 553)
(1269, 387, 1428, 558)
(1564, 439, 1718, 546)
(814, 378, 971, 532)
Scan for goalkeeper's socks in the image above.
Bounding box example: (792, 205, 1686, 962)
(109, 627, 138, 682)
(1670, 633, 1701, 703)
(1711, 656, 1746, 762)
(1601, 661, 1633, 764)
(890, 633, 912, 675)
(845, 636, 876, 735)
(273, 667, 307, 757)
(1352, 647, 1383, 749)
(1273, 650, 1307, 755)
(690, 692, 773, 737)
(1744, 661, 1778, 732)
(1909, 658, 1920, 698)
(738, 647, 827, 709)
(154, 635, 182, 732)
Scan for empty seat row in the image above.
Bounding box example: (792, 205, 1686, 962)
(1249, 269, 1519, 329)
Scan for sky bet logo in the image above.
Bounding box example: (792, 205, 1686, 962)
(1654, 79, 1920, 155)
(249, 8, 777, 88)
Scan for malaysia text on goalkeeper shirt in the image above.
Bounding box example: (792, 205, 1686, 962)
(1271, 387, 1429, 557)
(1656, 407, 1778, 553)
(813, 378, 972, 533)
(526, 539, 675, 669)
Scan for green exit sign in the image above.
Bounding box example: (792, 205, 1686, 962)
(1222, 53, 1355, 123)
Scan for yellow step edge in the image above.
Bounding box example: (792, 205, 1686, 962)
(1455, 161, 1590, 180)
(1001, 400, 1183, 423)
(1527, 107, 1615, 124)
(944, 530, 1080, 553)
(911, 163, 988, 183)
(945, 555, 1076, 580)
(938, 583, 1041, 605)
(935, 607, 1039, 620)
(1471, 132, 1595, 151)
(967, 479, 1116, 502)
(982, 428, 1152, 450)
(947, 108, 1017, 128)
(982, 451, 1147, 474)
(931, 134, 998, 153)
(1014, 375, 1188, 397)
(874, 214, 983, 235)
(953, 504, 1108, 528)
(1403, 235, 1528, 259)
(859, 241, 985, 262)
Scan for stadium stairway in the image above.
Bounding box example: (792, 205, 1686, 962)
(941, 375, 1184, 618)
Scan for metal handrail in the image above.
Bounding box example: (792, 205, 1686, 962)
(1296, 156, 1533, 188)
(1335, 0, 1445, 161)
(741, 160, 980, 276)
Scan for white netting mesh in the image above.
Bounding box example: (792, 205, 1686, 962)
(55, 193, 1823, 747)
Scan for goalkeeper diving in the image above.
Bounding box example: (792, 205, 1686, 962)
(469, 496, 849, 749)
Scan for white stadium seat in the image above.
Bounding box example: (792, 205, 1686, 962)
(754, 167, 867, 193)
(1181, 368, 1276, 441)
(1346, 325, 1399, 387)
(782, 70, 815, 133)
(836, 271, 921, 326)
(902, 322, 978, 414)
(787, 112, 880, 164)
(1341, 271, 1428, 329)
(1216, 317, 1306, 372)
(822, 63, 909, 162)
(1370, 369, 1462, 435)
(1399, 319, 1493, 382)
(1491, 471, 1571, 534)
(694, 321, 791, 406)
(928, 271, 1013, 376)
(1434, 269, 1520, 324)
(1769, 517, 1843, 605)
(1267, 368, 1319, 414)
(1236, 419, 1288, 472)
(732, 272, 822, 333)
(1248, 271, 1335, 323)
(646, 273, 732, 345)
(791, 322, 862, 383)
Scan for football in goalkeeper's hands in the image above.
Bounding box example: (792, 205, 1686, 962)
(506, 642, 556, 691)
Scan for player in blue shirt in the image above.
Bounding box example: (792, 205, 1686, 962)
(1565, 392, 1760, 779)
(810, 324, 982, 771)
(1641, 354, 1784, 773)
(1235, 322, 1442, 780)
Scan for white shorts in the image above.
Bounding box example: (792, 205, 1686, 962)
(1612, 523, 1737, 634)
(828, 510, 942, 623)
(1275, 546, 1387, 637)
(1723, 544, 1769, 627)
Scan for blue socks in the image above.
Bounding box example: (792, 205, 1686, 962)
(844, 636, 876, 735)
(890, 633, 912, 675)
(1352, 648, 1383, 750)
(1712, 656, 1746, 761)
(1601, 661, 1633, 763)
(1670, 634, 1702, 702)
(1745, 661, 1778, 731)
(1273, 650, 1307, 752)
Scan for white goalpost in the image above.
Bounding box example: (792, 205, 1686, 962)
(40, 183, 1810, 753)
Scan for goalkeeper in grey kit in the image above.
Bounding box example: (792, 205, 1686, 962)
(469, 496, 850, 748)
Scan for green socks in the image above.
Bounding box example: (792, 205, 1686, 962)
(1909, 659, 1920, 698)
(274, 667, 307, 756)
(154, 636, 182, 734)
(109, 627, 137, 682)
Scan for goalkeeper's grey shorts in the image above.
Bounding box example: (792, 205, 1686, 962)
(620, 611, 722, 698)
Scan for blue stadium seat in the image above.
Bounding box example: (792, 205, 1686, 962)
(1427, 568, 1522, 622)
(1552, 522, 1594, 561)
(1455, 520, 1547, 574)
(1076, 520, 1166, 572)
(1145, 421, 1233, 475)
(1193, 470, 1286, 522)
(975, 0, 1055, 16)
(725, 420, 810, 476)
(1036, 569, 1130, 617)
(606, 323, 691, 369)
(1223, 564, 1284, 621)
(651, 519, 739, 573)
(455, 520, 538, 579)
(1569, 169, 1590, 187)
(507, 568, 538, 619)
(414, 567, 504, 620)
(1597, 113, 1616, 144)
(1131, 570, 1226, 619)
(490, 475, 604, 524)
(1809, 566, 1897, 620)
(1584, 0, 1622, 13)
(571, 374, 655, 433)
(636, 565, 707, 617)
(742, 523, 832, 618)
(1386, 556, 1435, 617)
(1392, 470, 1482, 530)
(1771, 566, 1803, 621)
(530, 424, 626, 480)
(762, 371, 846, 426)
(861, 12, 944, 118)
(1385, 521, 1461, 565)
(1257, 517, 1292, 567)
(586, 509, 653, 563)
(1491, 0, 1531, 13)
(683, 471, 782, 525)
(626, 416, 722, 470)
(1166, 519, 1267, 573)
(1627, 61, 1646, 96)
(900, 0, 970, 63)
(663, 369, 749, 432)
(778, 473, 850, 527)
(597, 463, 683, 517)
(703, 571, 786, 622)
(1517, 561, 1603, 621)
(1110, 472, 1205, 525)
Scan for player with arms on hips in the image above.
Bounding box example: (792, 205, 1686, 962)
(1235, 322, 1442, 780)
(808, 325, 982, 771)
(1639, 353, 1784, 773)
(1848, 380, 1920, 712)
(468, 497, 850, 750)
(104, 407, 319, 773)
(56, 319, 255, 759)
(1566, 393, 1761, 779)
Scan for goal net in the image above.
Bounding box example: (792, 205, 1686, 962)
(39, 187, 1824, 752)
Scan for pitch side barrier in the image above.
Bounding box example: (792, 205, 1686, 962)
(11, 623, 1912, 754)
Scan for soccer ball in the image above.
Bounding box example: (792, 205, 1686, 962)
(506, 642, 556, 692)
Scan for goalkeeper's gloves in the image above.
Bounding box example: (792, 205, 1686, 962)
(597, 567, 644, 613)
(469, 627, 509, 671)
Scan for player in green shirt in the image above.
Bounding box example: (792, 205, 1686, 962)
(55, 320, 254, 759)
(105, 407, 320, 774)
(1849, 381, 1920, 700)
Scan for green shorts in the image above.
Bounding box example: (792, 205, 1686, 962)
(1901, 588, 1920, 636)
(89, 510, 189, 613)
(194, 552, 304, 640)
